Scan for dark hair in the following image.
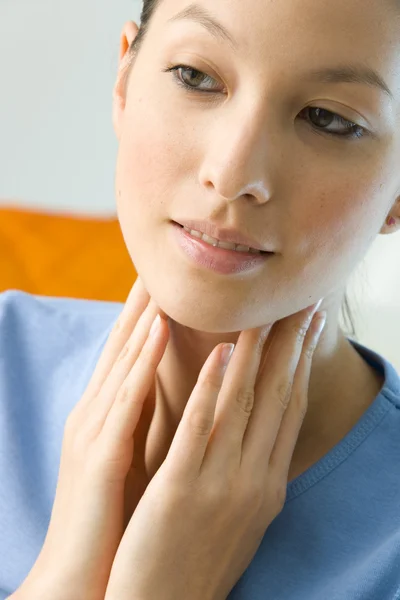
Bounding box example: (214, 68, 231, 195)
(129, 0, 161, 57)
(127, 0, 358, 340)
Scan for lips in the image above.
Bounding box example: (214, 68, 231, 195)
(172, 220, 272, 254)
(178, 224, 269, 254)
(172, 219, 274, 253)
(171, 221, 274, 275)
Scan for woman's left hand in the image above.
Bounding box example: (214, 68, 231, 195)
(104, 300, 325, 600)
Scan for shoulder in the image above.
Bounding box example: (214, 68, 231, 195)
(0, 289, 123, 411)
(0, 291, 123, 594)
(0, 288, 122, 328)
(0, 289, 123, 350)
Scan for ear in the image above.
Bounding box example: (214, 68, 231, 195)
(380, 196, 400, 235)
(112, 21, 140, 140)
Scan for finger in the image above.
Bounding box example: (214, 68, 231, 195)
(164, 343, 235, 480)
(241, 301, 322, 473)
(81, 276, 151, 404)
(81, 301, 164, 437)
(201, 323, 273, 473)
(100, 315, 169, 452)
(268, 312, 326, 480)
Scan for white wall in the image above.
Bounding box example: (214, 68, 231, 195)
(0, 0, 141, 216)
(1, 0, 399, 370)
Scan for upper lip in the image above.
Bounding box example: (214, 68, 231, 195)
(173, 219, 274, 252)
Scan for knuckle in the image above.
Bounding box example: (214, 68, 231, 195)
(293, 390, 308, 421)
(304, 339, 317, 360)
(188, 410, 214, 437)
(111, 313, 125, 335)
(293, 320, 309, 342)
(116, 343, 130, 362)
(115, 383, 132, 404)
(254, 334, 266, 357)
(275, 378, 291, 411)
(235, 388, 255, 417)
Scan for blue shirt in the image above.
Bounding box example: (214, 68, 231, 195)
(1, 289, 400, 600)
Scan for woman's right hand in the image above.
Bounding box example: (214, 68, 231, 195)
(12, 277, 170, 600)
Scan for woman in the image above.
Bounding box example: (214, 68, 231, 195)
(1, 0, 400, 598)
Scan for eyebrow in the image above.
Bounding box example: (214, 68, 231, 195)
(167, 3, 394, 101)
(306, 64, 393, 101)
(167, 3, 238, 52)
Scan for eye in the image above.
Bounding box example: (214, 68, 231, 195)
(163, 64, 223, 93)
(162, 64, 367, 140)
(298, 107, 366, 139)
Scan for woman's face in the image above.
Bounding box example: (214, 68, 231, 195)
(113, 0, 399, 333)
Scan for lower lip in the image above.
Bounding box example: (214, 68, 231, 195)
(171, 222, 274, 275)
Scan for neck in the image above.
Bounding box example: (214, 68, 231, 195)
(138, 314, 384, 482)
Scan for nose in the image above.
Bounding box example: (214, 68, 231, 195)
(198, 104, 276, 206)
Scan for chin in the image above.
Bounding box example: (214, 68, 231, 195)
(138, 276, 249, 333)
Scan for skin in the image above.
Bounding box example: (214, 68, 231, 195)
(111, 0, 400, 498)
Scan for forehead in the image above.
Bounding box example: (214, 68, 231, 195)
(159, 0, 397, 46)
(156, 0, 399, 91)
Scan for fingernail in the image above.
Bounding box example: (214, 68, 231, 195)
(313, 311, 327, 340)
(220, 343, 235, 371)
(150, 314, 161, 337)
(311, 298, 324, 314)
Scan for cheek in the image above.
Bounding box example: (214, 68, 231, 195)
(286, 164, 383, 260)
(115, 110, 177, 241)
(322, 179, 384, 250)
(284, 171, 385, 295)
(114, 92, 198, 283)
(115, 83, 198, 215)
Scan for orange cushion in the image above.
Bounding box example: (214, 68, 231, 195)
(0, 206, 137, 302)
